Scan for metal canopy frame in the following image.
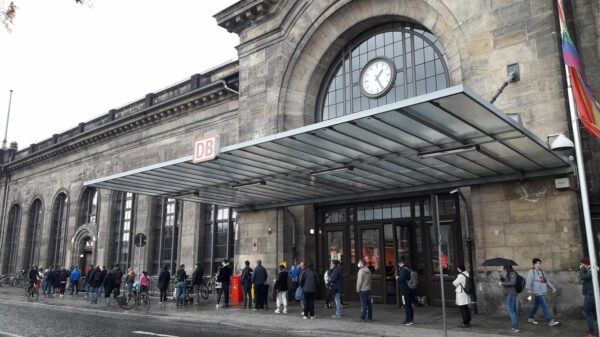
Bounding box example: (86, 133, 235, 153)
(85, 85, 571, 211)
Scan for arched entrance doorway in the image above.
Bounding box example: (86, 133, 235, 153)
(78, 236, 94, 271)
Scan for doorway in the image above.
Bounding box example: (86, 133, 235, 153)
(78, 236, 93, 270)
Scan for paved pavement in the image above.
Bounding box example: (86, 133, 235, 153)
(0, 287, 592, 337)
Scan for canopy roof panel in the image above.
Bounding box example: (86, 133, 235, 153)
(85, 85, 571, 210)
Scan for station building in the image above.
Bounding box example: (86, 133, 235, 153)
(1, 0, 600, 315)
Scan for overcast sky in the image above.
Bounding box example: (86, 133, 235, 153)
(0, 0, 239, 149)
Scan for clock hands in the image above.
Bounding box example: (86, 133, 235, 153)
(374, 68, 385, 90)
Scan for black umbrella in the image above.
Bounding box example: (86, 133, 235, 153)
(482, 257, 518, 266)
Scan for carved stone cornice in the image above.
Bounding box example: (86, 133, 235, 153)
(215, 0, 281, 34)
(5, 79, 239, 172)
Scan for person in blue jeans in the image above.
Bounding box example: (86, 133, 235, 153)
(328, 260, 343, 318)
(526, 258, 559, 327)
(579, 257, 596, 337)
(175, 264, 187, 307)
(356, 259, 372, 322)
(500, 265, 519, 332)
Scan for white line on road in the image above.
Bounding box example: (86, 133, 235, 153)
(132, 331, 180, 337)
(0, 331, 24, 337)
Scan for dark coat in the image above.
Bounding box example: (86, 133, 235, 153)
(328, 266, 343, 293)
(241, 267, 253, 287)
(176, 268, 187, 283)
(398, 265, 411, 294)
(92, 267, 104, 288)
(252, 264, 267, 286)
(218, 265, 232, 284)
(192, 266, 204, 285)
(113, 267, 123, 285)
(300, 267, 319, 293)
(158, 268, 171, 290)
(275, 270, 289, 292)
(103, 271, 115, 296)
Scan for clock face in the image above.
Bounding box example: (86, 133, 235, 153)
(359, 57, 397, 98)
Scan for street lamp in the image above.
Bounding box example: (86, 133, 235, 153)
(3, 89, 13, 150)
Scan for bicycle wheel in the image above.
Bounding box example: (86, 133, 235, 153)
(200, 283, 209, 300)
(139, 293, 150, 311)
(118, 293, 136, 310)
(33, 288, 39, 301)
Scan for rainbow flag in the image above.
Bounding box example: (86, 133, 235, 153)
(558, 0, 600, 138)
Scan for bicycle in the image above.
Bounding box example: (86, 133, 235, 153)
(25, 280, 41, 301)
(199, 275, 217, 300)
(118, 287, 150, 311)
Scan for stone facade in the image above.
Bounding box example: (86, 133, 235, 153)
(0, 0, 598, 316)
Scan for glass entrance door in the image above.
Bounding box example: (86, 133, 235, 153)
(358, 226, 384, 303)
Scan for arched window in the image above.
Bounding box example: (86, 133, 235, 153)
(151, 197, 181, 274)
(111, 192, 136, 272)
(79, 188, 98, 225)
(24, 199, 43, 268)
(2, 204, 21, 273)
(48, 193, 68, 267)
(319, 22, 449, 120)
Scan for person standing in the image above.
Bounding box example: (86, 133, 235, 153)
(356, 259, 372, 322)
(175, 264, 187, 307)
(397, 257, 414, 325)
(112, 265, 123, 298)
(126, 267, 136, 295)
(84, 264, 93, 299)
(328, 260, 343, 318)
(500, 265, 519, 332)
(580, 257, 596, 337)
(453, 265, 471, 328)
(299, 261, 319, 319)
(102, 267, 114, 306)
(241, 261, 253, 309)
(58, 268, 68, 298)
(158, 264, 171, 303)
(274, 264, 289, 314)
(43, 266, 54, 297)
(526, 258, 559, 327)
(97, 266, 107, 301)
(219, 260, 232, 308)
(191, 263, 204, 305)
(69, 266, 81, 295)
(290, 258, 300, 289)
(252, 260, 268, 310)
(140, 271, 150, 293)
(90, 266, 103, 304)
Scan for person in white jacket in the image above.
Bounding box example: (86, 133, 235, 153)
(452, 265, 471, 328)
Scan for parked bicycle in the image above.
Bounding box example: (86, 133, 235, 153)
(117, 284, 150, 311)
(25, 279, 41, 301)
(199, 275, 217, 300)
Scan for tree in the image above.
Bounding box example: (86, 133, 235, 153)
(1, 0, 91, 33)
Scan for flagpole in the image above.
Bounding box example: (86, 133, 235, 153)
(564, 65, 600, 329)
(2, 89, 13, 150)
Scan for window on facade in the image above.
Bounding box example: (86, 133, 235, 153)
(2, 205, 21, 274)
(24, 199, 43, 268)
(48, 193, 68, 267)
(319, 22, 449, 120)
(111, 192, 136, 272)
(152, 198, 181, 275)
(202, 205, 236, 275)
(79, 188, 98, 225)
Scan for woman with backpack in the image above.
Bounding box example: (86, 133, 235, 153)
(453, 265, 471, 328)
(499, 265, 519, 332)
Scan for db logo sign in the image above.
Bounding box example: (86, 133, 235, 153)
(192, 135, 220, 164)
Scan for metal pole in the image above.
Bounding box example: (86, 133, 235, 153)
(3, 90, 13, 150)
(431, 194, 447, 337)
(457, 189, 478, 313)
(564, 64, 600, 329)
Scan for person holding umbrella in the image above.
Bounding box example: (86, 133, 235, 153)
(485, 257, 520, 333)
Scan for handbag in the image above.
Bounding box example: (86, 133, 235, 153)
(294, 286, 303, 301)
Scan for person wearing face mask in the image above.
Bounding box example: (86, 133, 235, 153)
(356, 259, 372, 322)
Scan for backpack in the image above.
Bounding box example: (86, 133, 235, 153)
(515, 272, 526, 293)
(407, 269, 418, 290)
(461, 272, 475, 295)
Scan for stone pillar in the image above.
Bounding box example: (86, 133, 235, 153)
(179, 201, 201, 271)
(95, 189, 112, 268)
(135, 195, 153, 274)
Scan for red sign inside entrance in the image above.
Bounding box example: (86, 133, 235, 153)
(192, 135, 220, 164)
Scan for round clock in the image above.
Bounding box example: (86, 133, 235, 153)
(359, 57, 397, 98)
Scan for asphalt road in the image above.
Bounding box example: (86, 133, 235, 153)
(0, 302, 289, 337)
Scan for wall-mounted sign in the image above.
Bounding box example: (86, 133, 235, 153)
(252, 238, 258, 252)
(192, 135, 220, 164)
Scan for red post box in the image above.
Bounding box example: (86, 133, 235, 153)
(231, 274, 243, 302)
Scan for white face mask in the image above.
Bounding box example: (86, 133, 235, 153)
(358, 263, 363, 268)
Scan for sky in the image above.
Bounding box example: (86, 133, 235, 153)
(0, 0, 239, 149)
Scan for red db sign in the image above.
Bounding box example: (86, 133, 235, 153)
(192, 135, 220, 164)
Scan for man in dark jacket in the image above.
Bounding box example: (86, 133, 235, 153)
(158, 264, 171, 302)
(27, 266, 38, 297)
(90, 266, 103, 304)
(58, 268, 68, 297)
(252, 260, 268, 310)
(43, 266, 55, 297)
(84, 264, 93, 299)
(328, 260, 343, 317)
(112, 265, 123, 298)
(218, 260, 232, 308)
(580, 257, 596, 337)
(192, 263, 204, 305)
(103, 267, 114, 306)
(241, 261, 253, 309)
(300, 262, 319, 319)
(175, 264, 187, 307)
(397, 257, 414, 325)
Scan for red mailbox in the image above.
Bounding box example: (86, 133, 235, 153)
(231, 274, 243, 302)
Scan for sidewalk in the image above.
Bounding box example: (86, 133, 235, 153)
(0, 287, 589, 337)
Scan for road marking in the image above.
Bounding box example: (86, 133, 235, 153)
(132, 331, 179, 337)
(0, 331, 24, 337)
